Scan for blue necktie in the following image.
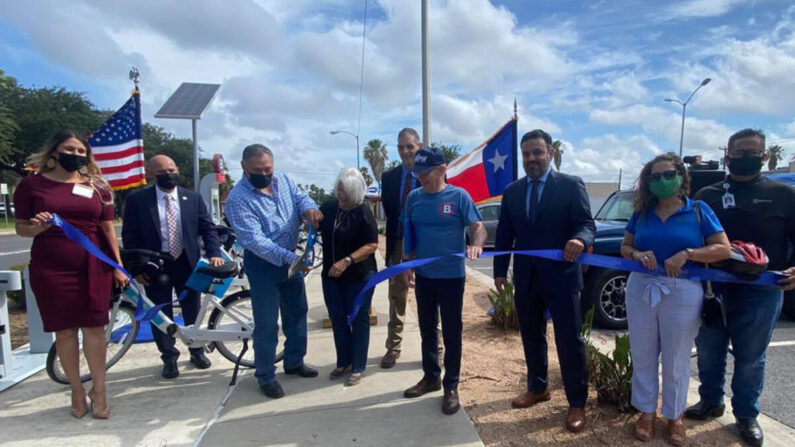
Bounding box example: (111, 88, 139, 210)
(528, 180, 539, 222)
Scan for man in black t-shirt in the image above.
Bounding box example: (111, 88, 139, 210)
(685, 128, 795, 447)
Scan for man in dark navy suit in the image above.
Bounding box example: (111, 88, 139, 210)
(122, 155, 223, 379)
(494, 129, 595, 432)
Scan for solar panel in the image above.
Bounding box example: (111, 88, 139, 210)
(154, 83, 221, 119)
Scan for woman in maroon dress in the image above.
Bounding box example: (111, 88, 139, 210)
(14, 131, 128, 419)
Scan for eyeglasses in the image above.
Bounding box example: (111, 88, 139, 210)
(728, 149, 764, 158)
(649, 170, 678, 182)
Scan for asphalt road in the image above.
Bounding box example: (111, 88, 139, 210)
(0, 231, 33, 270)
(468, 255, 795, 429)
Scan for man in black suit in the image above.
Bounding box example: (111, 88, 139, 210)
(379, 128, 422, 368)
(122, 155, 223, 379)
(494, 129, 595, 432)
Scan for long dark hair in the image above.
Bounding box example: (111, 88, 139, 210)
(27, 130, 114, 204)
(633, 152, 690, 213)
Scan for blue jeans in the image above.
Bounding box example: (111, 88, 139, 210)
(415, 275, 465, 391)
(321, 272, 374, 373)
(695, 284, 783, 419)
(244, 252, 308, 386)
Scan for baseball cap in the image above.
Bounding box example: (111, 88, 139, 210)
(412, 147, 445, 174)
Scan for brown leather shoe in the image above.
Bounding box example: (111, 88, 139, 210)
(511, 390, 551, 408)
(380, 350, 401, 369)
(566, 406, 586, 433)
(403, 378, 442, 398)
(442, 389, 460, 415)
(666, 418, 686, 446)
(634, 412, 656, 442)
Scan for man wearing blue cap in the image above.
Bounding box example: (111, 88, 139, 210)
(400, 146, 487, 415)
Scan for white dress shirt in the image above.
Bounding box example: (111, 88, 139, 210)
(156, 186, 183, 254)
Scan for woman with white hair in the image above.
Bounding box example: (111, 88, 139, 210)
(318, 167, 379, 386)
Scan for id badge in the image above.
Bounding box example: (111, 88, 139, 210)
(721, 182, 734, 209)
(722, 193, 735, 209)
(72, 183, 94, 199)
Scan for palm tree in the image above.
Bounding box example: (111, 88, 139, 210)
(363, 139, 388, 183)
(359, 166, 374, 186)
(552, 140, 565, 171)
(768, 144, 783, 171)
(386, 160, 401, 170)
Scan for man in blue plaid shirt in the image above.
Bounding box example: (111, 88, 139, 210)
(225, 144, 323, 399)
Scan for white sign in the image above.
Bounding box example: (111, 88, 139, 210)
(0, 183, 7, 195)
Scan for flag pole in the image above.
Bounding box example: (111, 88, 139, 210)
(421, 0, 430, 146)
(512, 98, 518, 181)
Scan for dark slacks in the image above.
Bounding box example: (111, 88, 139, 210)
(515, 270, 588, 407)
(415, 274, 465, 391)
(144, 251, 203, 362)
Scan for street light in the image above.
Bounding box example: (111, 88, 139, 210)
(665, 77, 711, 158)
(330, 130, 360, 170)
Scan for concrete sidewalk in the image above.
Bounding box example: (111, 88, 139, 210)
(0, 253, 484, 447)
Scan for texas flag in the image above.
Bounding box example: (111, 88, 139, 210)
(447, 118, 517, 204)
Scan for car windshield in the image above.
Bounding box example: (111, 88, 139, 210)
(595, 191, 634, 222)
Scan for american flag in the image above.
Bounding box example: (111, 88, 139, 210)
(89, 90, 146, 190)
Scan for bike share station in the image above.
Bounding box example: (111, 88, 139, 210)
(0, 268, 54, 392)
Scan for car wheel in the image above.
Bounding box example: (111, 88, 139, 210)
(584, 268, 628, 329)
(783, 290, 795, 320)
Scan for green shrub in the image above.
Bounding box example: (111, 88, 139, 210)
(486, 276, 519, 330)
(7, 263, 27, 311)
(581, 308, 634, 412)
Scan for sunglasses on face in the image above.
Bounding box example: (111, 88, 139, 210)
(649, 170, 678, 182)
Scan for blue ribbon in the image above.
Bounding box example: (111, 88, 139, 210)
(345, 249, 788, 325)
(305, 224, 315, 268)
(48, 213, 146, 321)
(49, 213, 190, 322)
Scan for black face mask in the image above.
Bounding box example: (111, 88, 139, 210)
(728, 153, 764, 176)
(156, 173, 180, 191)
(249, 173, 272, 189)
(57, 153, 88, 172)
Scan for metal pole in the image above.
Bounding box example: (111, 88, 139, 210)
(618, 168, 622, 190)
(192, 119, 199, 191)
(356, 135, 361, 170)
(678, 104, 686, 158)
(421, 0, 430, 146)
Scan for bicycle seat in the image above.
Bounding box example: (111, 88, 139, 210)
(196, 261, 239, 279)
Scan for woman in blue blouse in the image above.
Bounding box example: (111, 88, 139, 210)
(620, 153, 730, 445)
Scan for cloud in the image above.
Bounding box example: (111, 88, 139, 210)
(590, 104, 732, 153)
(664, 0, 746, 20)
(563, 134, 662, 183)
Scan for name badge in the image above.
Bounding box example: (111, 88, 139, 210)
(72, 184, 94, 199)
(721, 183, 735, 209)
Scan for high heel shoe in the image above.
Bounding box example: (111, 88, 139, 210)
(88, 388, 110, 419)
(70, 388, 89, 419)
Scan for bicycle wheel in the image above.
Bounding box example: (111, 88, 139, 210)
(46, 302, 140, 384)
(208, 290, 285, 367)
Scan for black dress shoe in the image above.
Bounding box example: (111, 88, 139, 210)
(284, 364, 319, 378)
(161, 359, 179, 379)
(736, 418, 763, 447)
(190, 352, 212, 369)
(403, 378, 442, 398)
(442, 389, 460, 415)
(260, 381, 285, 399)
(684, 400, 725, 420)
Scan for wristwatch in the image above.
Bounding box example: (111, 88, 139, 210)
(345, 255, 354, 265)
(685, 248, 695, 259)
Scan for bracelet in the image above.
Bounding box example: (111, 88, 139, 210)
(345, 255, 354, 265)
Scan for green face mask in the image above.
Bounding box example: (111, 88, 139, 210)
(648, 175, 682, 199)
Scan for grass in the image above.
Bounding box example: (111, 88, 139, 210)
(0, 216, 15, 230)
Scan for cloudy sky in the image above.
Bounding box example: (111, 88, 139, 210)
(1, 0, 794, 188)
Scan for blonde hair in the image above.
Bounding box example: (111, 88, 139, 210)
(335, 167, 366, 206)
(27, 130, 114, 204)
